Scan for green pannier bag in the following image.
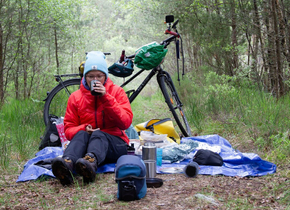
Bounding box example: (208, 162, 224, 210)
(134, 42, 168, 70)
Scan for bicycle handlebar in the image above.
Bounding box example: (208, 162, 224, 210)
(54, 73, 79, 78)
(172, 19, 179, 29)
(164, 29, 180, 38)
(119, 18, 180, 61)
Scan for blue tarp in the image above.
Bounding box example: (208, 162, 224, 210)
(17, 135, 276, 182)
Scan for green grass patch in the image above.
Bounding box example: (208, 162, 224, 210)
(0, 98, 44, 170)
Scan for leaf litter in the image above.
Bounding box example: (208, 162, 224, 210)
(0, 168, 289, 210)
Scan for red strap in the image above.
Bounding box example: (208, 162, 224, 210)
(165, 29, 180, 38)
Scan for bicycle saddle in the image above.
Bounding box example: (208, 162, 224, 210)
(108, 59, 134, 77)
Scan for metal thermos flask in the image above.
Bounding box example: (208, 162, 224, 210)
(142, 142, 157, 178)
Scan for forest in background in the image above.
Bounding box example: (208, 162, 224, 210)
(1, 0, 290, 103)
(1, 1, 290, 207)
(1, 0, 290, 164)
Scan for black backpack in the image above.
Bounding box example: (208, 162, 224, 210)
(192, 149, 223, 166)
(39, 115, 61, 150)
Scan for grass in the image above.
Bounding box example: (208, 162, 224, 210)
(0, 98, 44, 171)
(1, 72, 290, 168)
(0, 71, 290, 208)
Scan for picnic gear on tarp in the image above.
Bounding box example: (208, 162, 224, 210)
(134, 41, 168, 70)
(156, 148, 163, 166)
(146, 177, 163, 188)
(142, 142, 157, 178)
(183, 161, 199, 178)
(34, 158, 54, 170)
(135, 118, 180, 144)
(115, 155, 147, 201)
(127, 143, 136, 155)
(17, 135, 277, 183)
(142, 142, 164, 189)
(139, 131, 170, 148)
(125, 124, 139, 140)
(193, 149, 223, 166)
(162, 140, 198, 163)
(39, 115, 61, 150)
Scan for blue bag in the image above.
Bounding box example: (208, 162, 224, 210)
(115, 155, 147, 201)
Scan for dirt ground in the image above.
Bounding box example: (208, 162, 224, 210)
(0, 137, 289, 209)
(0, 167, 289, 210)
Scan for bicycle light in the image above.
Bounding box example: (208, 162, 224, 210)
(90, 80, 102, 96)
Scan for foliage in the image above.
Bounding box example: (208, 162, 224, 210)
(173, 70, 290, 146)
(0, 1, 290, 208)
(0, 98, 44, 170)
(258, 131, 290, 166)
(1, 0, 290, 105)
(0, 71, 289, 208)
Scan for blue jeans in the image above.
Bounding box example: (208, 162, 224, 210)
(63, 130, 128, 165)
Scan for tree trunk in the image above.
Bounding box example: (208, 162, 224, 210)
(272, 0, 284, 97)
(252, 0, 266, 89)
(230, 0, 238, 75)
(265, 0, 276, 94)
(15, 64, 19, 100)
(278, 0, 290, 92)
(0, 23, 4, 104)
(54, 23, 60, 74)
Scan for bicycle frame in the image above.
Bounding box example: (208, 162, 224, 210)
(43, 16, 191, 136)
(120, 67, 157, 103)
(120, 65, 182, 106)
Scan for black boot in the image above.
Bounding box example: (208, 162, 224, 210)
(75, 153, 97, 184)
(52, 157, 74, 186)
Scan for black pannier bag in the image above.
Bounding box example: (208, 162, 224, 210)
(39, 115, 61, 150)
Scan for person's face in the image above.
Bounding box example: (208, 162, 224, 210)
(86, 70, 106, 87)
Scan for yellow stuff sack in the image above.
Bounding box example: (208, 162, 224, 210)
(79, 61, 85, 76)
(134, 118, 180, 144)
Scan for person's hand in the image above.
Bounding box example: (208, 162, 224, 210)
(86, 124, 100, 135)
(92, 80, 106, 96)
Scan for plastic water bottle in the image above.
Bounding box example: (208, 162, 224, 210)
(156, 148, 163, 166)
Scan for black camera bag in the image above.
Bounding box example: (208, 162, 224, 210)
(115, 155, 147, 201)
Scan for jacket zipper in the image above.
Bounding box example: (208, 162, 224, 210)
(94, 97, 98, 128)
(102, 110, 105, 128)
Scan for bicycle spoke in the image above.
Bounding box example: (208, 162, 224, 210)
(43, 78, 81, 126)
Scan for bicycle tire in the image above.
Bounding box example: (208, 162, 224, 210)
(158, 74, 192, 137)
(43, 78, 81, 126)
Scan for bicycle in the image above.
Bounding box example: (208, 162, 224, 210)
(43, 15, 192, 137)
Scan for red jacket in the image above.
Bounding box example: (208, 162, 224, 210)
(64, 78, 133, 144)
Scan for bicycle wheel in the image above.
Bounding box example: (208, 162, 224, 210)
(158, 74, 192, 137)
(43, 78, 81, 126)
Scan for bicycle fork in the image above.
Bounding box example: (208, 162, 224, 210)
(157, 70, 183, 106)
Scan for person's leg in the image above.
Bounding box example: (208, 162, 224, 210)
(63, 130, 90, 163)
(52, 130, 90, 185)
(87, 130, 128, 165)
(76, 130, 128, 183)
